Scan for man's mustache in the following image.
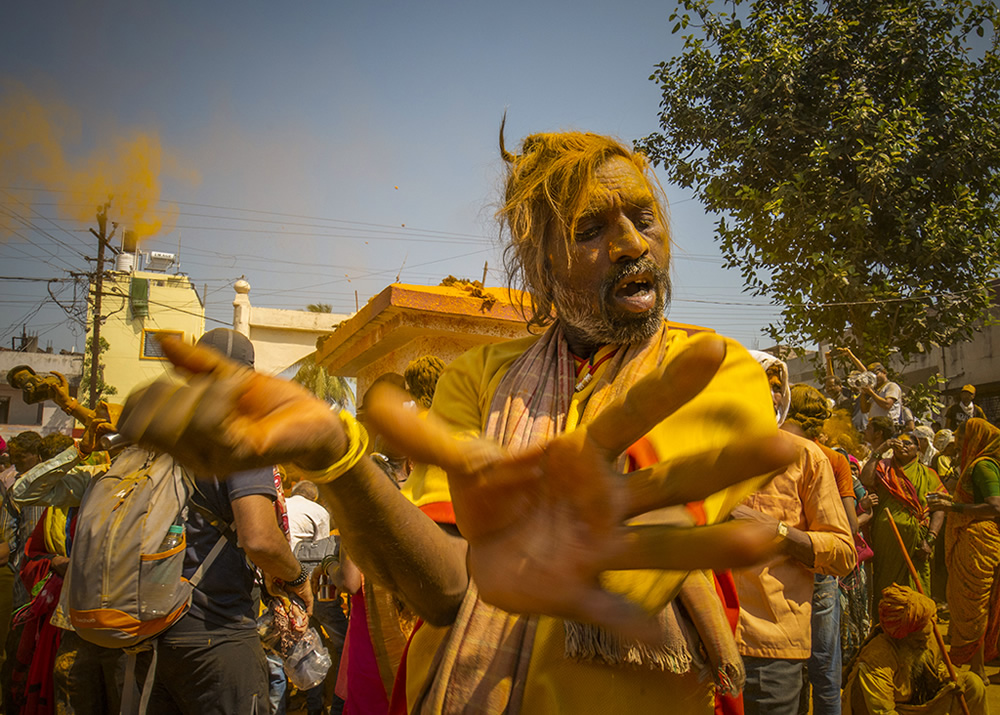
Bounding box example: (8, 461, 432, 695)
(600, 257, 670, 301)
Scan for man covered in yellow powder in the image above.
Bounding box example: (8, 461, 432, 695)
(843, 584, 987, 715)
(115, 127, 796, 714)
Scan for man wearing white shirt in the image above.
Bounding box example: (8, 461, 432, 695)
(286, 481, 331, 551)
(861, 362, 902, 425)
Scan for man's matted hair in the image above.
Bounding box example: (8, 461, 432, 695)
(498, 119, 670, 330)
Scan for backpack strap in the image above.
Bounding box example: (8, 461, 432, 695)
(120, 640, 157, 715)
(187, 524, 234, 590)
(187, 498, 238, 544)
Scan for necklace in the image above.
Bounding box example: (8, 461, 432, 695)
(573, 347, 619, 393)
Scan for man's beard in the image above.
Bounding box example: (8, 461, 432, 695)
(552, 257, 671, 349)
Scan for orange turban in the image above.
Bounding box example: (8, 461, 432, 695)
(878, 584, 936, 639)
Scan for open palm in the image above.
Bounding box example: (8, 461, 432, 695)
(363, 336, 797, 639)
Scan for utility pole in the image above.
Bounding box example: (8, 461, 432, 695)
(87, 201, 115, 410)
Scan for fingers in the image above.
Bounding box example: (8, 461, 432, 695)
(158, 336, 239, 377)
(586, 333, 727, 457)
(625, 434, 798, 517)
(365, 383, 539, 486)
(118, 379, 199, 449)
(364, 383, 470, 472)
(597, 520, 781, 572)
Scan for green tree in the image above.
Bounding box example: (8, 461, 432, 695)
(638, 0, 1000, 362)
(292, 357, 354, 408)
(79, 336, 118, 404)
(294, 302, 353, 406)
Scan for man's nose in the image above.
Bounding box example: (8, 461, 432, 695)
(608, 216, 648, 262)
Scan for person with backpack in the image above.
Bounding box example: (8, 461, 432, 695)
(134, 328, 312, 715)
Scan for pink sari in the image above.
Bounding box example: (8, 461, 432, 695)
(337, 590, 390, 715)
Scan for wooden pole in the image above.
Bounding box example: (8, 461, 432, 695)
(87, 202, 112, 410)
(885, 511, 970, 715)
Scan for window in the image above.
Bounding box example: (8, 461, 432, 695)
(141, 330, 185, 360)
(0, 396, 9, 424)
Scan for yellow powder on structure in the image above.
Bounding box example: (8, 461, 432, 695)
(0, 79, 199, 244)
(439, 275, 498, 311)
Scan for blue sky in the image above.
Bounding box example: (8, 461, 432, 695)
(0, 0, 782, 354)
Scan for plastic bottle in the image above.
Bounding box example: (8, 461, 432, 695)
(143, 522, 184, 617)
(158, 523, 184, 551)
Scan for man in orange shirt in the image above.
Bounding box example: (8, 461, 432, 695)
(734, 356, 855, 715)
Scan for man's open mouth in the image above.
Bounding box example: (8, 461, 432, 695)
(611, 273, 658, 313)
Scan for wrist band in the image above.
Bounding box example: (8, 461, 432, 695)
(953, 502, 966, 513)
(320, 554, 339, 575)
(284, 563, 309, 587)
(296, 410, 370, 484)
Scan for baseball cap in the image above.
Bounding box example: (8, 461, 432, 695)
(196, 328, 255, 368)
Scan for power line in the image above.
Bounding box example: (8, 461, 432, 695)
(0, 202, 89, 261)
(0, 189, 92, 252)
(0, 276, 71, 282)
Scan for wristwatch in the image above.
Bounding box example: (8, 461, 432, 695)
(776, 521, 790, 539)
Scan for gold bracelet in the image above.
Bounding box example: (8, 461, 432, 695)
(296, 410, 369, 484)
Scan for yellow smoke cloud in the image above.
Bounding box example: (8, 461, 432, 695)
(0, 80, 199, 245)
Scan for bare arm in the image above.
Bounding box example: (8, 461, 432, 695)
(840, 348, 867, 373)
(860, 450, 887, 490)
(930, 495, 1000, 520)
(118, 334, 798, 642)
(328, 549, 364, 595)
(231, 493, 313, 614)
(842, 496, 859, 535)
(318, 462, 469, 625)
(865, 388, 896, 413)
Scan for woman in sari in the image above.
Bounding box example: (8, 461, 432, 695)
(866, 433, 947, 600)
(929, 418, 1000, 681)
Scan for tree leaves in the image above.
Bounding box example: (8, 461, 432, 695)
(639, 0, 1000, 363)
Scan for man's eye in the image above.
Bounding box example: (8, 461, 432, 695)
(575, 225, 601, 242)
(634, 211, 656, 230)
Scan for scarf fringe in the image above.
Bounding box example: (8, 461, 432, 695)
(564, 620, 694, 671)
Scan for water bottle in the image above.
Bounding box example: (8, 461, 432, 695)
(143, 522, 184, 617)
(158, 523, 184, 551)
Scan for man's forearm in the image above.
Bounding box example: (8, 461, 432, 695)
(870, 392, 894, 411)
(243, 537, 301, 582)
(319, 459, 469, 626)
(842, 496, 859, 535)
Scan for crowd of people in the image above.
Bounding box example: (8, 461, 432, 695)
(0, 129, 997, 715)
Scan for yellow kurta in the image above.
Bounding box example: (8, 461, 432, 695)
(842, 633, 986, 715)
(401, 326, 780, 713)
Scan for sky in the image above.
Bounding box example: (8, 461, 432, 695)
(0, 0, 783, 356)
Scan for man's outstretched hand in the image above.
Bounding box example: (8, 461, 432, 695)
(118, 337, 346, 475)
(365, 334, 799, 642)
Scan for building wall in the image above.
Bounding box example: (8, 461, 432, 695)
(231, 279, 350, 376)
(0, 351, 83, 441)
(89, 270, 205, 402)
